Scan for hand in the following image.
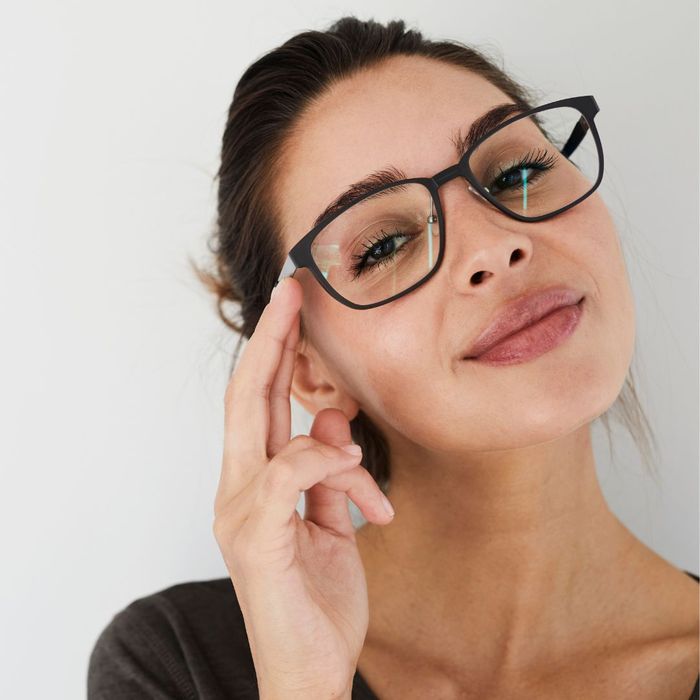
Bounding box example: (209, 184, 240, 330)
(212, 276, 394, 699)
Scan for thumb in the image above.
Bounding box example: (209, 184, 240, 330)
(303, 407, 357, 537)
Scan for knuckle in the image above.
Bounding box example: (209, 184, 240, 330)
(252, 381, 273, 401)
(212, 514, 229, 543)
(269, 383, 292, 402)
(288, 434, 314, 449)
(212, 496, 225, 522)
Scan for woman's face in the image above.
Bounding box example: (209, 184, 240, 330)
(275, 55, 635, 454)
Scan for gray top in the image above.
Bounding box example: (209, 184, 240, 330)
(87, 571, 700, 699)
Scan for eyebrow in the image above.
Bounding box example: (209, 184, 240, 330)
(311, 101, 528, 229)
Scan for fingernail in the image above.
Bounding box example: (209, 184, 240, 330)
(341, 443, 362, 456)
(380, 492, 395, 518)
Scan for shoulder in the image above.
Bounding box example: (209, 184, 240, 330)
(88, 577, 258, 699)
(645, 569, 699, 700)
(90, 577, 245, 647)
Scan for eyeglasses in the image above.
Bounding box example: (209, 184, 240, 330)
(273, 94, 603, 310)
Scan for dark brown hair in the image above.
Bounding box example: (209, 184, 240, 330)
(190, 15, 659, 495)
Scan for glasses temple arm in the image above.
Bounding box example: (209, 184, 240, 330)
(560, 115, 590, 159)
(274, 253, 298, 288)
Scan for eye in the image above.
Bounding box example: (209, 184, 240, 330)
(487, 148, 558, 195)
(349, 228, 414, 279)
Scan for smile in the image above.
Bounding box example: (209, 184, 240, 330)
(463, 297, 585, 367)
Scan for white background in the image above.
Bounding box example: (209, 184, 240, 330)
(0, 1, 697, 698)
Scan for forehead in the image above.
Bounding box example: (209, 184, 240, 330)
(276, 55, 512, 249)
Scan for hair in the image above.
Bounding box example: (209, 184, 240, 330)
(190, 15, 660, 496)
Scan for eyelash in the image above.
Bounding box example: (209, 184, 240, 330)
(348, 148, 558, 279)
(490, 148, 558, 192)
(349, 227, 416, 280)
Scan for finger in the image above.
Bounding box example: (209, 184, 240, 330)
(249, 442, 368, 555)
(213, 435, 329, 548)
(303, 408, 357, 537)
(315, 465, 394, 527)
(223, 276, 302, 475)
(266, 305, 300, 459)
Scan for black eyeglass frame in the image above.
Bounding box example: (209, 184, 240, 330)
(273, 94, 603, 310)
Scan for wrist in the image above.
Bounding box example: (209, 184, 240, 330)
(260, 693, 351, 700)
(259, 684, 352, 700)
(257, 672, 353, 699)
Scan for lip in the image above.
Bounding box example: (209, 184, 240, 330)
(462, 285, 585, 361)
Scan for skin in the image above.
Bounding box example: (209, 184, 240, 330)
(271, 55, 698, 698)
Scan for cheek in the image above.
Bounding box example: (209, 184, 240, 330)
(347, 313, 434, 411)
(569, 195, 636, 356)
(305, 293, 438, 421)
(300, 286, 424, 399)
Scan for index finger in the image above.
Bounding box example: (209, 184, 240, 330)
(223, 276, 303, 467)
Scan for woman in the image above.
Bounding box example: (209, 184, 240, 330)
(88, 16, 699, 700)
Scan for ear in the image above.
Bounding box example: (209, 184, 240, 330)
(291, 343, 360, 421)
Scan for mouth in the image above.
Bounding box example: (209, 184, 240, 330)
(461, 288, 586, 366)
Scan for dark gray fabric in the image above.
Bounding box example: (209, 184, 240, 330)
(87, 571, 700, 699)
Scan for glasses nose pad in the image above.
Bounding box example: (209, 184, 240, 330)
(467, 183, 490, 201)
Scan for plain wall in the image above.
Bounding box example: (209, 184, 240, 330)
(0, 1, 697, 698)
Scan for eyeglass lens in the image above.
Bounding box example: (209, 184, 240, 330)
(310, 106, 600, 307)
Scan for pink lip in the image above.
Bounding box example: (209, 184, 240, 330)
(462, 286, 585, 364)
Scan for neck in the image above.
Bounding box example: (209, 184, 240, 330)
(355, 423, 645, 673)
